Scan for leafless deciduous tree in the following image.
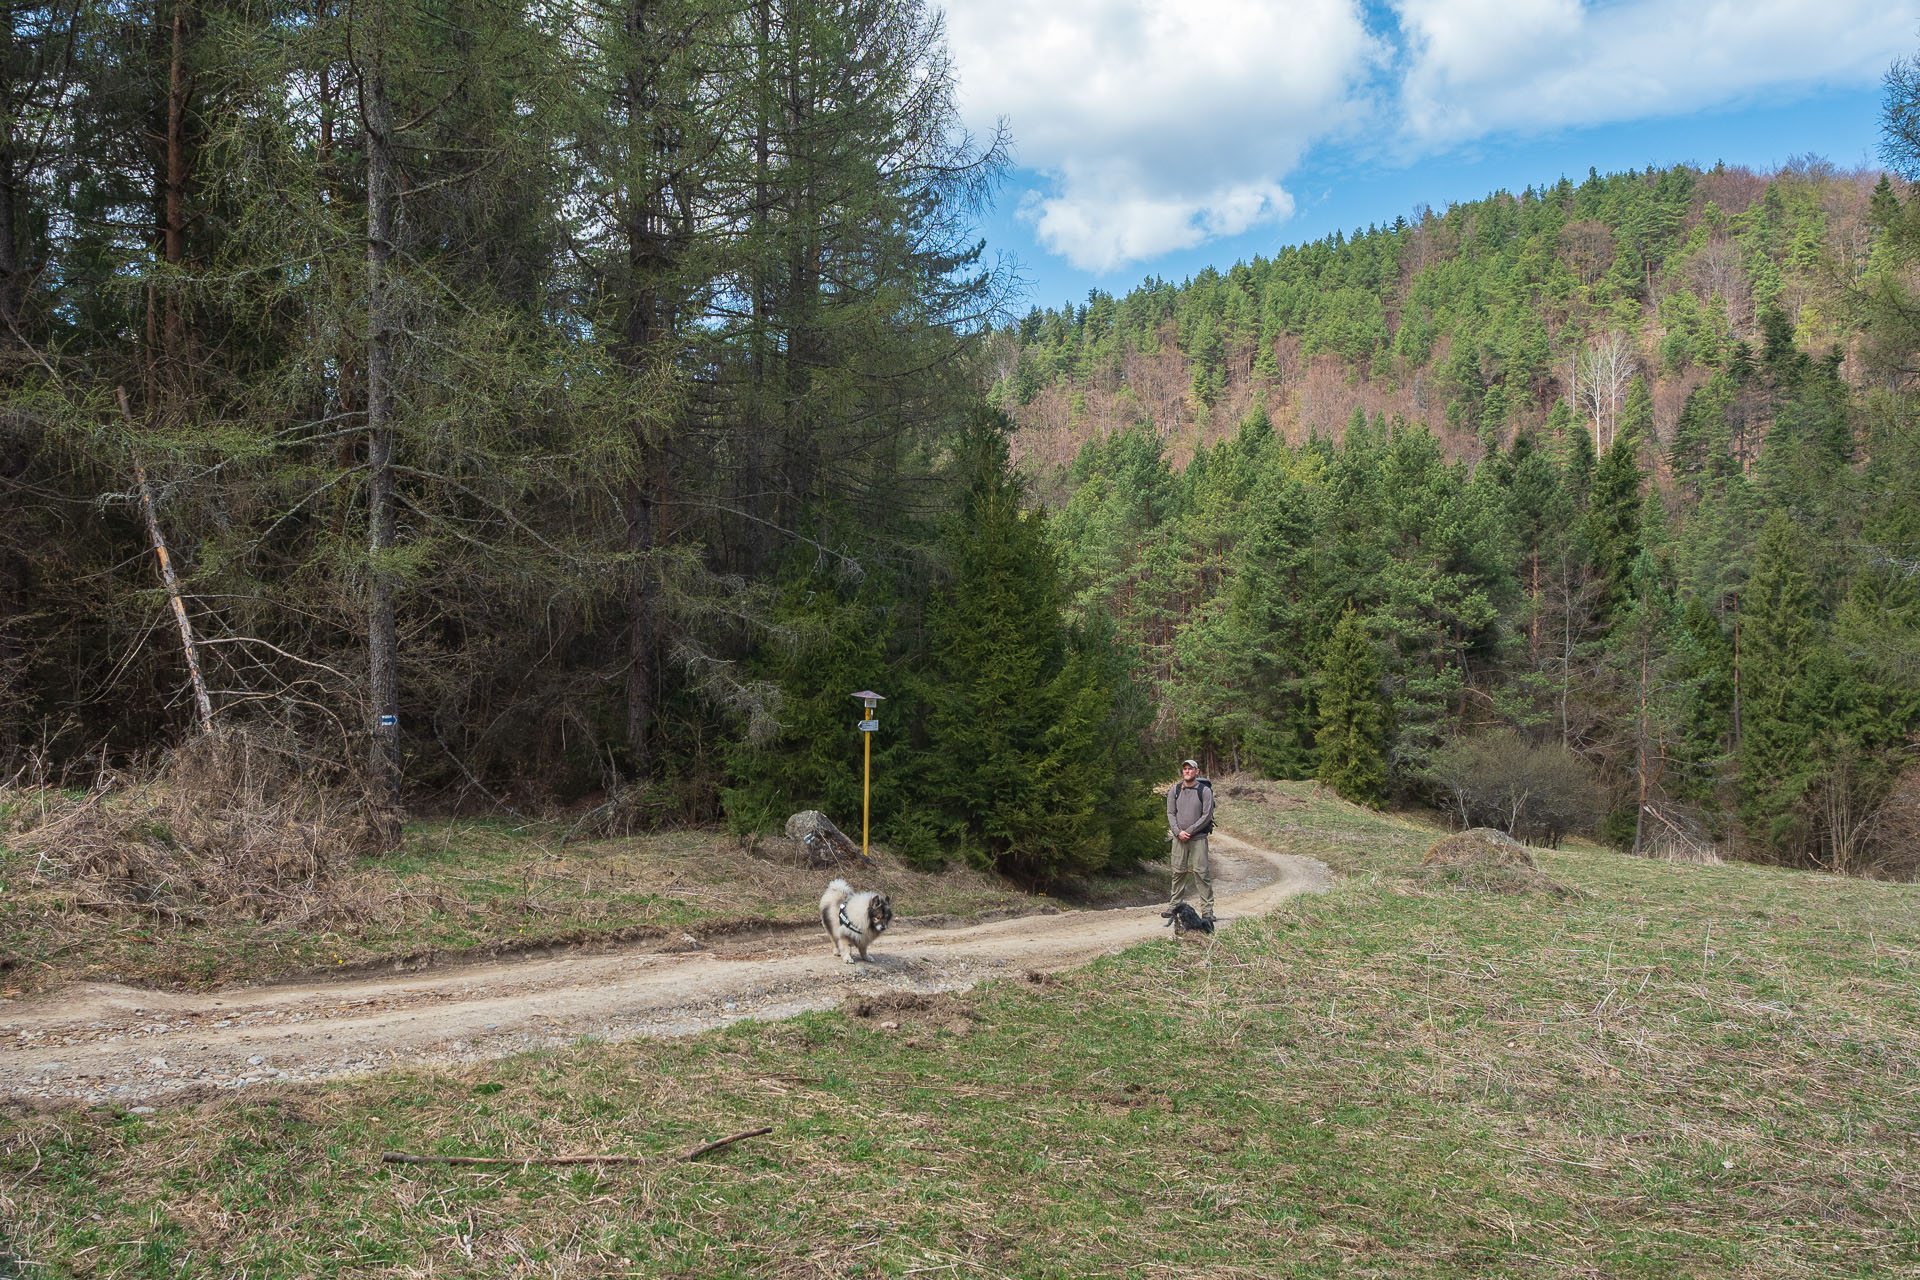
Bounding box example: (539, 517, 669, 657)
(1856, 766, 1920, 881)
(1560, 220, 1613, 288)
(1884, 53, 1920, 180)
(1570, 330, 1635, 450)
(1689, 237, 1746, 312)
(1422, 728, 1605, 846)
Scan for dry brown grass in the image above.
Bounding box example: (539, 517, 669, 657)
(1640, 834, 1725, 865)
(8, 729, 389, 929)
(1422, 827, 1543, 870)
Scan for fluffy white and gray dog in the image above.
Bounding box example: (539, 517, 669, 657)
(819, 877, 892, 963)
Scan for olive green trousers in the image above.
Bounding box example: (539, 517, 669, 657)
(1170, 834, 1213, 917)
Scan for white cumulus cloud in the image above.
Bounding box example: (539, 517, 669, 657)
(945, 0, 1920, 275)
(944, 0, 1385, 272)
(1392, 0, 1920, 147)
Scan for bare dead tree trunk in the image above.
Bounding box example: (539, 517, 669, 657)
(117, 387, 214, 735)
(361, 47, 401, 806)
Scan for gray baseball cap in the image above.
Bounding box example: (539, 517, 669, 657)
(1181, 759, 1199, 769)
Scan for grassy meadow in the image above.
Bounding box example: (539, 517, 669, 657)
(3, 781, 1918, 1277)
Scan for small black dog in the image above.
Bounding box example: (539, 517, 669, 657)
(1160, 903, 1215, 937)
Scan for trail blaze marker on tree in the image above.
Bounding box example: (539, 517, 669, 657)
(850, 690, 884, 862)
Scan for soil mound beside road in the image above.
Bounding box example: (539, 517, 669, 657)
(2, 831, 1328, 1108)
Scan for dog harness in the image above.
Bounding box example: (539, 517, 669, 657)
(837, 902, 868, 937)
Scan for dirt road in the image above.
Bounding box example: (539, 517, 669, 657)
(1, 832, 1328, 1107)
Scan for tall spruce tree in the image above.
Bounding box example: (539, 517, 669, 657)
(1669, 373, 1735, 502)
(0, 0, 83, 756)
(923, 412, 1122, 882)
(1737, 511, 1820, 856)
(1315, 607, 1387, 805)
(1586, 380, 1647, 620)
(1503, 428, 1575, 729)
(1229, 465, 1319, 775)
(1371, 424, 1505, 774)
(1166, 435, 1315, 776)
(1668, 595, 1736, 814)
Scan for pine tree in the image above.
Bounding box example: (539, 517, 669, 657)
(1585, 397, 1645, 620)
(1370, 425, 1506, 772)
(1669, 373, 1735, 500)
(923, 412, 1123, 882)
(1753, 359, 1858, 605)
(1737, 511, 1820, 855)
(1553, 398, 1596, 508)
(1869, 174, 1900, 227)
(1311, 414, 1386, 635)
(1498, 429, 1575, 731)
(1669, 595, 1735, 812)
(1070, 610, 1168, 870)
(1315, 608, 1387, 805)
(0, 0, 83, 755)
(1172, 461, 1317, 775)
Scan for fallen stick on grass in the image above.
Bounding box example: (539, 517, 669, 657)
(381, 1151, 644, 1167)
(678, 1126, 774, 1162)
(380, 1126, 774, 1169)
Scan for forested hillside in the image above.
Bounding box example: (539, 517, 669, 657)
(998, 162, 1880, 475)
(994, 152, 1920, 874)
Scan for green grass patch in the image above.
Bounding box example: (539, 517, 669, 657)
(4, 781, 1915, 1276)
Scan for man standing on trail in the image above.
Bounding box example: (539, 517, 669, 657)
(1166, 758, 1215, 920)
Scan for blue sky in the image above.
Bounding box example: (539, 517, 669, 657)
(941, 0, 1918, 313)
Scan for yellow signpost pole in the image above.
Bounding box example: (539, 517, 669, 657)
(851, 691, 884, 862)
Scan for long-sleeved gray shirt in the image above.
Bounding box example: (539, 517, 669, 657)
(1167, 778, 1214, 839)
